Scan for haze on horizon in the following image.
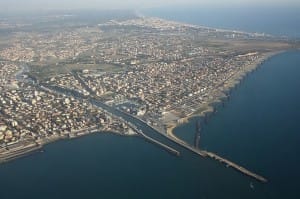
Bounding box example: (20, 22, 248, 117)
(0, 0, 299, 12)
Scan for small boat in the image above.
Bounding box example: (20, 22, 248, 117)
(250, 182, 254, 189)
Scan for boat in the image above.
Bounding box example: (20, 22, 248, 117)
(250, 182, 254, 189)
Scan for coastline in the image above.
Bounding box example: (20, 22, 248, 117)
(0, 50, 288, 165)
(0, 127, 136, 165)
(166, 50, 284, 141)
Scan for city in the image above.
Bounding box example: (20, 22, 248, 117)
(0, 15, 293, 163)
(1, 0, 300, 197)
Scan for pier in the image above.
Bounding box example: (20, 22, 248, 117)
(204, 151, 267, 182)
(124, 119, 180, 156)
(43, 83, 268, 183)
(147, 122, 268, 183)
(0, 143, 42, 163)
(104, 100, 268, 183)
(163, 132, 267, 182)
(139, 132, 180, 156)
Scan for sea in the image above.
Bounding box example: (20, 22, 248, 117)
(142, 5, 300, 38)
(1, 6, 300, 199)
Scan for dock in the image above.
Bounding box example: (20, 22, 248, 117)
(0, 143, 42, 163)
(167, 135, 267, 182)
(124, 119, 180, 157)
(152, 127, 268, 183)
(140, 132, 180, 156)
(42, 84, 267, 183)
(203, 151, 267, 182)
(128, 114, 268, 183)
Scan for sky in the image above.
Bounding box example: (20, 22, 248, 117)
(0, 0, 299, 11)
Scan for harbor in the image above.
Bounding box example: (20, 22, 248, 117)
(154, 125, 267, 183)
(1, 50, 300, 199)
(39, 73, 269, 183)
(0, 6, 299, 199)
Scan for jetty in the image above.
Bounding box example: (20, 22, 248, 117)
(126, 113, 268, 183)
(166, 133, 266, 182)
(203, 151, 267, 182)
(124, 119, 180, 157)
(42, 83, 267, 183)
(140, 131, 180, 156)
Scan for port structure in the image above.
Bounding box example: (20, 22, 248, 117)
(43, 79, 267, 184)
(194, 120, 201, 149)
(158, 121, 268, 183)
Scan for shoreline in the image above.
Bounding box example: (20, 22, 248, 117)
(0, 50, 287, 165)
(0, 127, 136, 165)
(166, 50, 284, 141)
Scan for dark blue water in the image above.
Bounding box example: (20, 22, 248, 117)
(1, 8, 300, 198)
(1, 51, 299, 199)
(142, 5, 300, 38)
(0, 133, 267, 199)
(174, 50, 300, 198)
